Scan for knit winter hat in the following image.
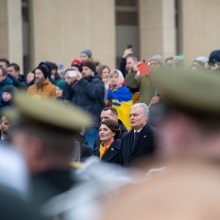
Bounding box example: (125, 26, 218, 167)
(81, 49, 92, 58)
(38, 61, 52, 79)
(194, 56, 208, 65)
(83, 61, 96, 73)
(35, 66, 49, 78)
(149, 55, 163, 65)
(2, 85, 17, 95)
(71, 59, 83, 72)
(208, 50, 220, 65)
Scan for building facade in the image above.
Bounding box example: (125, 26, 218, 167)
(0, 0, 220, 73)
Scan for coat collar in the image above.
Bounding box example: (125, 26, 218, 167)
(99, 139, 121, 162)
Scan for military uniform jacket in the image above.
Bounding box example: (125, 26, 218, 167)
(125, 71, 153, 105)
(31, 169, 76, 207)
(119, 124, 155, 166)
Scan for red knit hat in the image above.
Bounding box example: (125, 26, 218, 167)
(71, 59, 83, 72)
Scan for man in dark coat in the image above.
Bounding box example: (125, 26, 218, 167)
(0, 184, 43, 220)
(7, 63, 27, 89)
(5, 93, 93, 208)
(119, 103, 155, 166)
(69, 61, 105, 148)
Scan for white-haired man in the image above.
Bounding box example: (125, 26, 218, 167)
(119, 103, 155, 166)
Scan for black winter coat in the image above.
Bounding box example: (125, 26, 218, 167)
(70, 75, 105, 126)
(92, 139, 121, 164)
(119, 124, 155, 166)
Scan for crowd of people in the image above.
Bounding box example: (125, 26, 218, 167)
(1, 47, 220, 219)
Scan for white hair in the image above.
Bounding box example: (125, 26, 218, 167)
(131, 103, 149, 117)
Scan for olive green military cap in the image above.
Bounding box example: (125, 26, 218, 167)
(153, 68, 220, 114)
(4, 93, 93, 132)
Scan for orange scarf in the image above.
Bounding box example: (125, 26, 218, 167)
(99, 140, 113, 159)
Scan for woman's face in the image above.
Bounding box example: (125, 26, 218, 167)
(111, 73, 121, 89)
(99, 124, 115, 144)
(101, 68, 110, 80)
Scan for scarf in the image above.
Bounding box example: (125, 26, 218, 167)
(99, 140, 113, 159)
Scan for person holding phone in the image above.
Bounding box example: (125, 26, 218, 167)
(62, 68, 81, 100)
(119, 44, 138, 78)
(67, 61, 105, 149)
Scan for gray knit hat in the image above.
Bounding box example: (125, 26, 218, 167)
(149, 55, 163, 65)
(81, 49, 92, 58)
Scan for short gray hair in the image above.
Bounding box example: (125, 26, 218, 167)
(131, 103, 149, 117)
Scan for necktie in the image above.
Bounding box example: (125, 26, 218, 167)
(131, 131, 138, 151)
(134, 131, 138, 141)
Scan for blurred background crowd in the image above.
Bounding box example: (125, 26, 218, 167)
(0, 45, 220, 220)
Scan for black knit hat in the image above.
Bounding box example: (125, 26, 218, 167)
(35, 66, 49, 78)
(208, 49, 220, 65)
(83, 61, 96, 73)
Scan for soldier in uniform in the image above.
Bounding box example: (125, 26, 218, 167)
(5, 93, 93, 207)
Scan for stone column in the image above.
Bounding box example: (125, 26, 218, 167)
(139, 0, 176, 61)
(0, 0, 23, 70)
(181, 0, 220, 64)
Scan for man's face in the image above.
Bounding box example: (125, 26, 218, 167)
(126, 57, 136, 71)
(130, 106, 147, 130)
(34, 69, 46, 84)
(82, 66, 93, 78)
(7, 66, 19, 79)
(80, 53, 89, 62)
(0, 70, 7, 83)
(100, 110, 118, 122)
(0, 116, 9, 134)
(0, 61, 8, 69)
(149, 61, 162, 72)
